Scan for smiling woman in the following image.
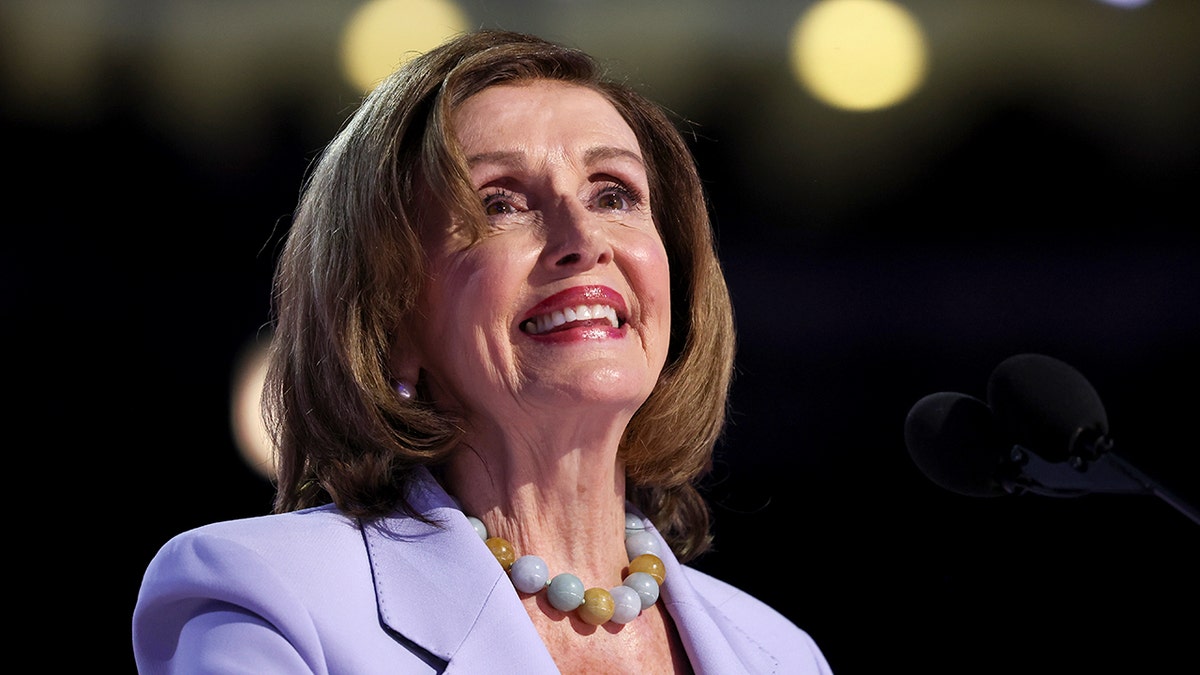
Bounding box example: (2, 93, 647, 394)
(406, 80, 672, 428)
(131, 29, 834, 674)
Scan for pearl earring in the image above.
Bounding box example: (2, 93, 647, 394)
(395, 380, 414, 400)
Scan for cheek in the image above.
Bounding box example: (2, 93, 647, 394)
(634, 236, 672, 311)
(422, 246, 530, 344)
(626, 234, 673, 353)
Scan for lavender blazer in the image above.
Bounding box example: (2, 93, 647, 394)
(133, 468, 833, 674)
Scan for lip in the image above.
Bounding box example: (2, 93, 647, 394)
(519, 285, 628, 341)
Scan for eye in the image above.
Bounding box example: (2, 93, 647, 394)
(481, 188, 522, 216)
(591, 183, 642, 212)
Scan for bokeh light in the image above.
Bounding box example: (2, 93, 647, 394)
(339, 0, 470, 93)
(231, 336, 275, 481)
(789, 0, 928, 112)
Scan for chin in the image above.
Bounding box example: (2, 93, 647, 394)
(545, 367, 656, 410)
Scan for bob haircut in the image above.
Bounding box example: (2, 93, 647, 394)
(264, 29, 735, 561)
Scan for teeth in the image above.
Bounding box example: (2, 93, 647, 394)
(523, 304, 620, 335)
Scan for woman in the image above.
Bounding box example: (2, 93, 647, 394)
(133, 29, 833, 674)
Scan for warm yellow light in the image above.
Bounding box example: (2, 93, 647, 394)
(339, 0, 470, 93)
(231, 337, 275, 481)
(789, 0, 928, 111)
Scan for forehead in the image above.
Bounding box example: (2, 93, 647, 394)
(452, 80, 641, 158)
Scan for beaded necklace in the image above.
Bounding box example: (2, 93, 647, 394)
(465, 510, 666, 626)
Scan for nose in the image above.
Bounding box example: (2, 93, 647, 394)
(541, 198, 613, 271)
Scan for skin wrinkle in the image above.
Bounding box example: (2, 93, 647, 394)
(422, 125, 667, 422)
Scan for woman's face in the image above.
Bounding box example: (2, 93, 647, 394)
(403, 80, 671, 427)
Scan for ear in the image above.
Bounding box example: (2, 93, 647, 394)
(387, 327, 422, 388)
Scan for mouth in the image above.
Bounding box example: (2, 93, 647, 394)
(521, 304, 622, 335)
(519, 286, 628, 336)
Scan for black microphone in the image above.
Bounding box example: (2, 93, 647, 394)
(987, 353, 1109, 464)
(904, 389, 1115, 499)
(906, 353, 1200, 524)
(904, 391, 1011, 498)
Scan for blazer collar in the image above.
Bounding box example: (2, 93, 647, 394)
(361, 467, 777, 674)
(361, 467, 559, 672)
(658, 544, 781, 674)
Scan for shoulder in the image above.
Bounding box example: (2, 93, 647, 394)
(677, 565, 794, 629)
(143, 506, 360, 579)
(676, 565, 834, 674)
(153, 505, 359, 554)
(135, 506, 370, 617)
(132, 506, 427, 673)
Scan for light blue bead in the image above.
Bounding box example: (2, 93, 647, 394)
(547, 573, 585, 612)
(623, 571, 660, 609)
(625, 530, 662, 559)
(467, 516, 487, 541)
(624, 512, 645, 538)
(609, 584, 642, 624)
(509, 555, 550, 594)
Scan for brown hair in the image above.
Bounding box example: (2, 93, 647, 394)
(264, 29, 735, 561)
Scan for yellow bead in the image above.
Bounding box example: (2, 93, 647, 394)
(577, 587, 615, 625)
(628, 553, 665, 585)
(486, 537, 515, 570)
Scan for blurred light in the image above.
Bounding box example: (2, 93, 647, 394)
(0, 0, 112, 122)
(339, 0, 470, 93)
(231, 336, 275, 481)
(1096, 0, 1152, 7)
(789, 0, 927, 112)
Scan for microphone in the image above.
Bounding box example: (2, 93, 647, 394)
(903, 389, 1121, 499)
(904, 391, 1011, 498)
(905, 353, 1200, 524)
(986, 353, 1109, 464)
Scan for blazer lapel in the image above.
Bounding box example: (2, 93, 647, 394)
(641, 516, 782, 675)
(361, 468, 560, 673)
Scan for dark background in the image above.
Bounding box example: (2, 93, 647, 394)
(5, 1, 1197, 672)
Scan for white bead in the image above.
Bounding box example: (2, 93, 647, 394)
(547, 573, 585, 612)
(467, 516, 488, 541)
(624, 512, 645, 537)
(623, 571, 660, 609)
(625, 530, 661, 559)
(510, 555, 550, 594)
(609, 585, 643, 623)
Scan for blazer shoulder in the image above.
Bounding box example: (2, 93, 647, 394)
(133, 507, 416, 674)
(139, 505, 367, 589)
(162, 505, 355, 547)
(679, 565, 786, 616)
(677, 565, 834, 673)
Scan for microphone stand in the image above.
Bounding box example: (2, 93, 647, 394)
(1102, 450, 1200, 526)
(1008, 436, 1200, 526)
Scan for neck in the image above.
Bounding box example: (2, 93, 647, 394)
(443, 430, 630, 586)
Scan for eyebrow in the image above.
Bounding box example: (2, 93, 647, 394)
(583, 145, 644, 167)
(465, 150, 524, 168)
(465, 146, 645, 169)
